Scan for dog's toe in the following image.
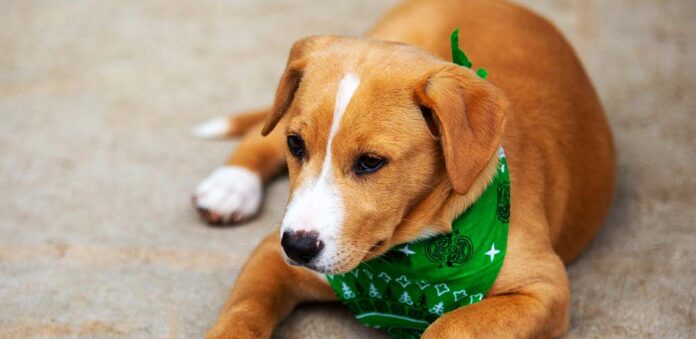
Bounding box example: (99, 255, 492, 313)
(192, 166, 263, 225)
(194, 205, 224, 226)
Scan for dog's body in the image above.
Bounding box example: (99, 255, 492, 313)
(193, 0, 615, 337)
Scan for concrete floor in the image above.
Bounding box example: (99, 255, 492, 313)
(1, 0, 694, 338)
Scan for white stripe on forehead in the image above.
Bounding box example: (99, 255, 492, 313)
(320, 73, 360, 180)
(280, 73, 360, 270)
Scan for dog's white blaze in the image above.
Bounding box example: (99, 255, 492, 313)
(281, 73, 360, 269)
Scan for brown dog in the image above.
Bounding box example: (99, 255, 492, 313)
(192, 0, 615, 337)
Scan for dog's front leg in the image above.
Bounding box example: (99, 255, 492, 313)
(422, 249, 570, 339)
(206, 232, 336, 339)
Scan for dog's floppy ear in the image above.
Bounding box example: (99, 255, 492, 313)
(415, 64, 509, 195)
(261, 36, 335, 136)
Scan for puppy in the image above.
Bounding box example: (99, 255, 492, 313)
(192, 0, 615, 337)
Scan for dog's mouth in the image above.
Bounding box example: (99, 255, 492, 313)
(283, 239, 387, 275)
(369, 239, 386, 253)
(281, 250, 346, 275)
(282, 238, 391, 275)
(286, 258, 351, 275)
(361, 239, 391, 262)
(319, 239, 391, 275)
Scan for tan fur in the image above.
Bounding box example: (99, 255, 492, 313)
(225, 108, 270, 137)
(201, 0, 615, 337)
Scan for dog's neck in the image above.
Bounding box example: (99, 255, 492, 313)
(390, 151, 501, 245)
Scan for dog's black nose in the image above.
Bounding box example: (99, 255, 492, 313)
(281, 230, 324, 264)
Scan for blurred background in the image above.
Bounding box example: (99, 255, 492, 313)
(0, 0, 694, 338)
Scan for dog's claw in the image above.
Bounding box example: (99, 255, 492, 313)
(193, 205, 223, 226)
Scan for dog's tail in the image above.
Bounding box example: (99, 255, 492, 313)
(191, 108, 269, 139)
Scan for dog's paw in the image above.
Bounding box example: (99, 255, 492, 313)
(192, 166, 262, 225)
(191, 116, 231, 139)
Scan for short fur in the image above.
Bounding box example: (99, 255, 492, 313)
(196, 0, 615, 337)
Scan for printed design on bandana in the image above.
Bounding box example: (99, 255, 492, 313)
(449, 234, 474, 266)
(425, 237, 450, 262)
(326, 148, 511, 338)
(497, 182, 511, 223)
(424, 230, 474, 267)
(424, 237, 449, 263)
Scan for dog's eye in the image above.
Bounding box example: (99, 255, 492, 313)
(354, 154, 387, 175)
(287, 135, 305, 159)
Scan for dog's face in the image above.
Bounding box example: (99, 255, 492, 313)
(262, 36, 508, 274)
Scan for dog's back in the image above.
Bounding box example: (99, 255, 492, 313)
(370, 0, 616, 262)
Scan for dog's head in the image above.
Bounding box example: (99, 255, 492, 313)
(263, 36, 508, 274)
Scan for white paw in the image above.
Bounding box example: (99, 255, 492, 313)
(191, 117, 231, 139)
(193, 166, 262, 225)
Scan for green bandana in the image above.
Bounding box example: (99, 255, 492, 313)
(450, 27, 488, 79)
(325, 148, 510, 338)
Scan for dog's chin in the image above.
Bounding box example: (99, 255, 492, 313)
(284, 259, 357, 275)
(307, 264, 350, 275)
(282, 255, 362, 275)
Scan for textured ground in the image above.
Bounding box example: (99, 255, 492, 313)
(1, 0, 694, 338)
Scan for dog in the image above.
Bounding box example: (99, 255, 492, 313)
(191, 0, 615, 337)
